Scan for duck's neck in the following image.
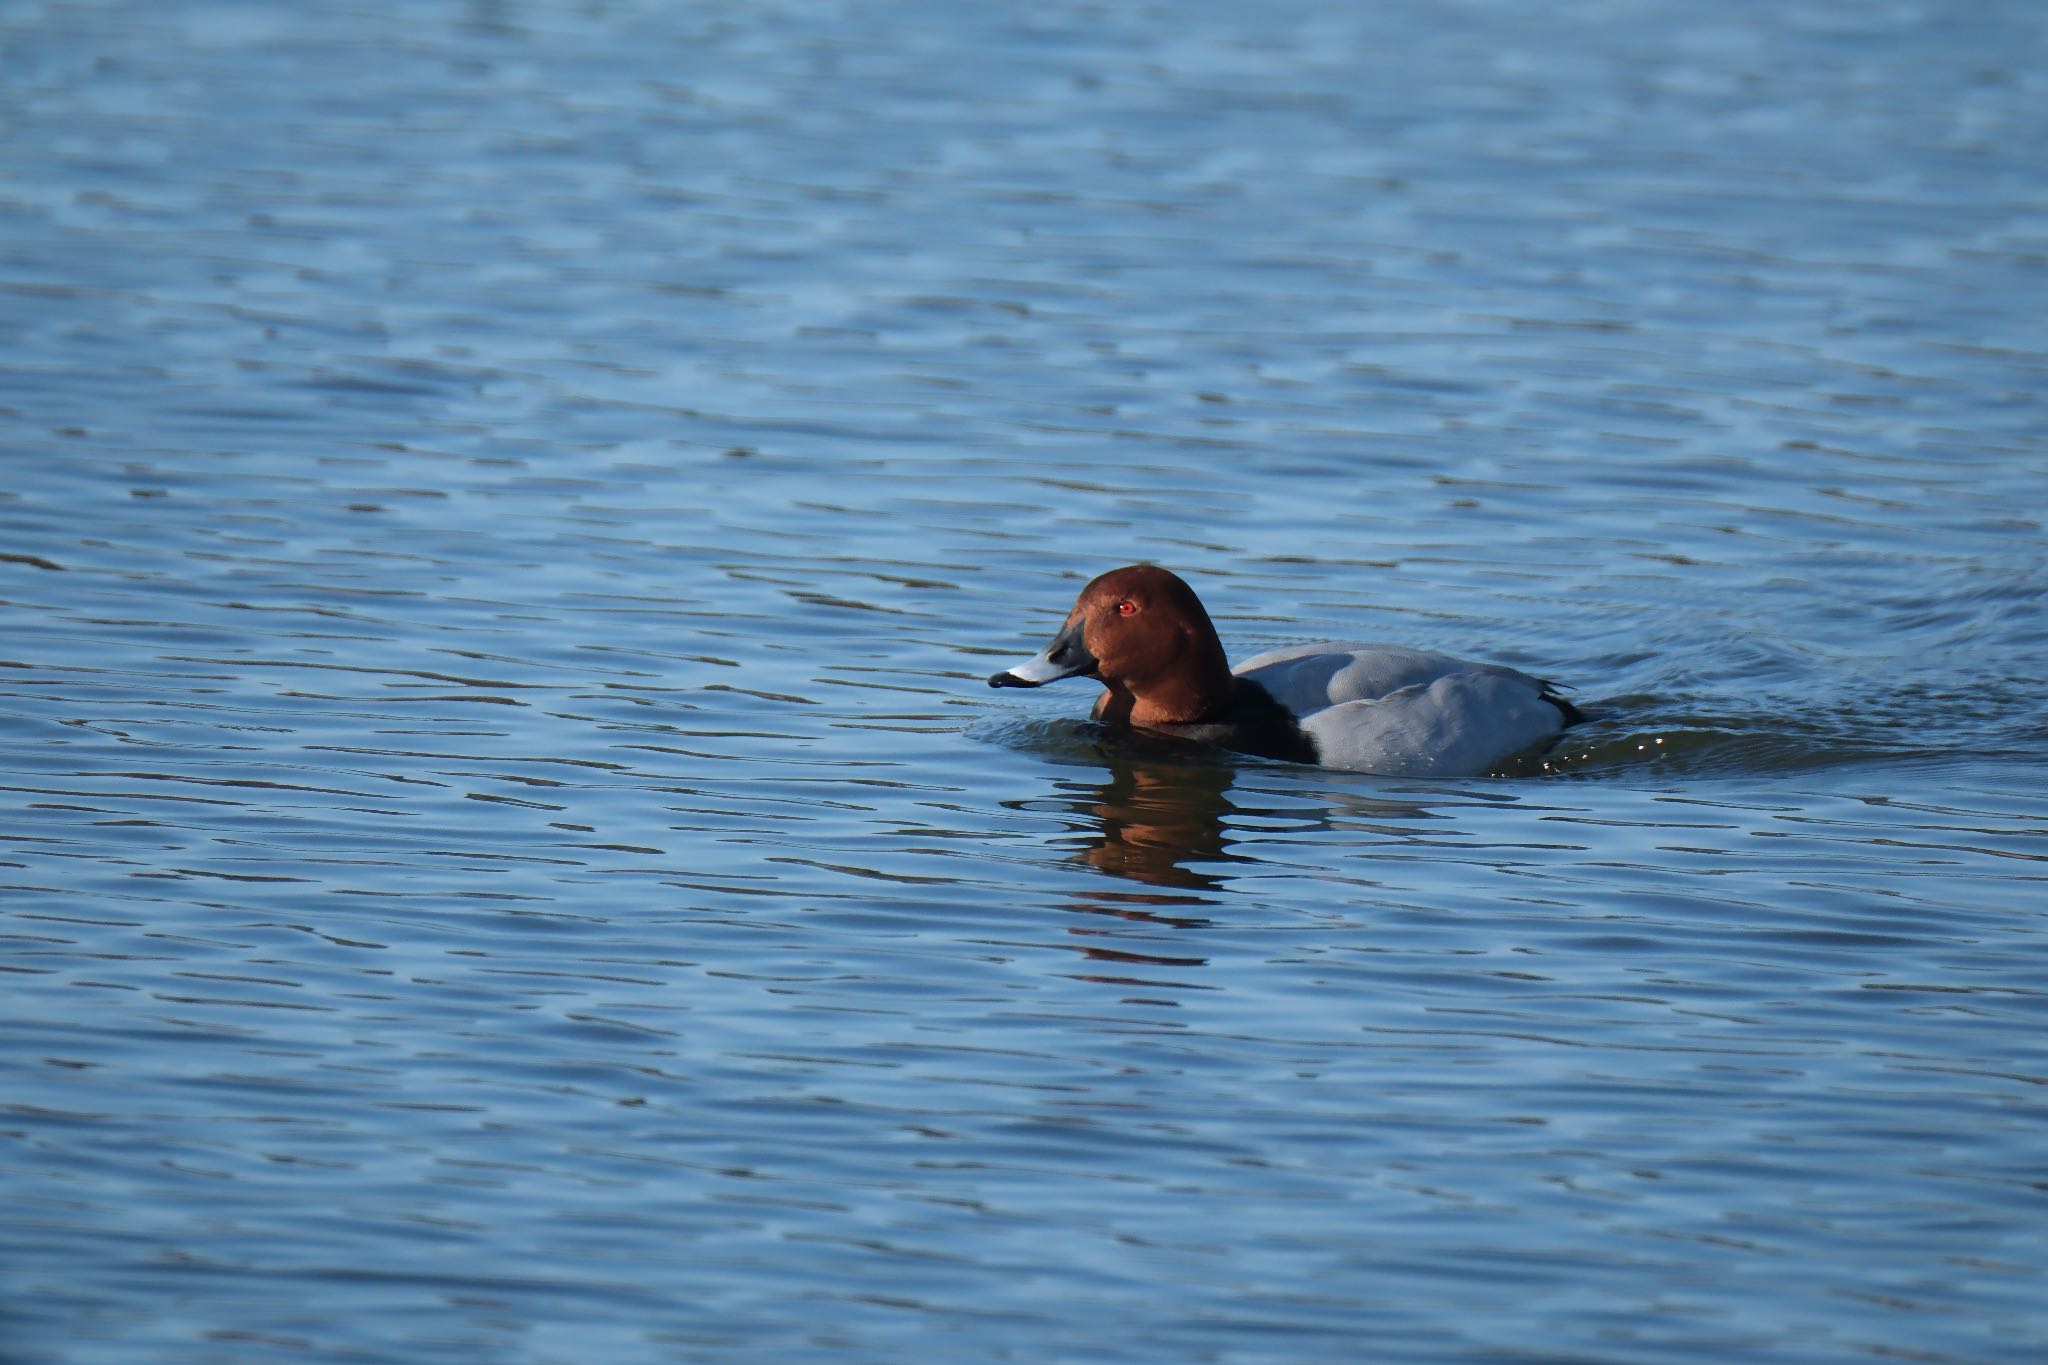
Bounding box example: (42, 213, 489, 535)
(1103, 636, 1237, 727)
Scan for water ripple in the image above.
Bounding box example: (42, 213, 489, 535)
(3, 1, 2047, 1362)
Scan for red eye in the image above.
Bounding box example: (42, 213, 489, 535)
(1117, 600, 1137, 617)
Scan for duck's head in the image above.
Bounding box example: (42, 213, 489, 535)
(988, 565, 1233, 724)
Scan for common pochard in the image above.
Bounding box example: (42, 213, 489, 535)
(988, 564, 1581, 776)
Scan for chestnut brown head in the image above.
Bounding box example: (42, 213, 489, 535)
(988, 565, 1235, 725)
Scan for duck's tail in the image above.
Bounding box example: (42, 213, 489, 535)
(1541, 682, 1586, 728)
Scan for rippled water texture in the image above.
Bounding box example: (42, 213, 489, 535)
(3, 1, 2046, 1361)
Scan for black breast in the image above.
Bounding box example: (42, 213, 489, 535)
(1164, 679, 1320, 766)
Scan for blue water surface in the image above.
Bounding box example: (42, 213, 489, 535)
(2, 1, 2045, 1361)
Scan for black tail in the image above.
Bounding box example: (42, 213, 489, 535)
(1542, 684, 1585, 727)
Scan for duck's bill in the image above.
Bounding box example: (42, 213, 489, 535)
(988, 619, 1097, 689)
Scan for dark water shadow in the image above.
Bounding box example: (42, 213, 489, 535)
(1536, 688, 2013, 780)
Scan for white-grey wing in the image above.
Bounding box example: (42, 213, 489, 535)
(1295, 670, 1567, 776)
(1236, 642, 1524, 712)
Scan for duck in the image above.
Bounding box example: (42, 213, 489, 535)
(987, 564, 1581, 776)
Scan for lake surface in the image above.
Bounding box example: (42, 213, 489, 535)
(3, 1, 2045, 1361)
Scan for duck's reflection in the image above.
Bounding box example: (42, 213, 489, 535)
(1070, 751, 1238, 894)
(1037, 732, 1450, 993)
(1047, 740, 1240, 991)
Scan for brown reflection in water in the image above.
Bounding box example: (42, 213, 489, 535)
(1070, 756, 1237, 892)
(1056, 756, 1237, 993)
(1050, 749, 1455, 996)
